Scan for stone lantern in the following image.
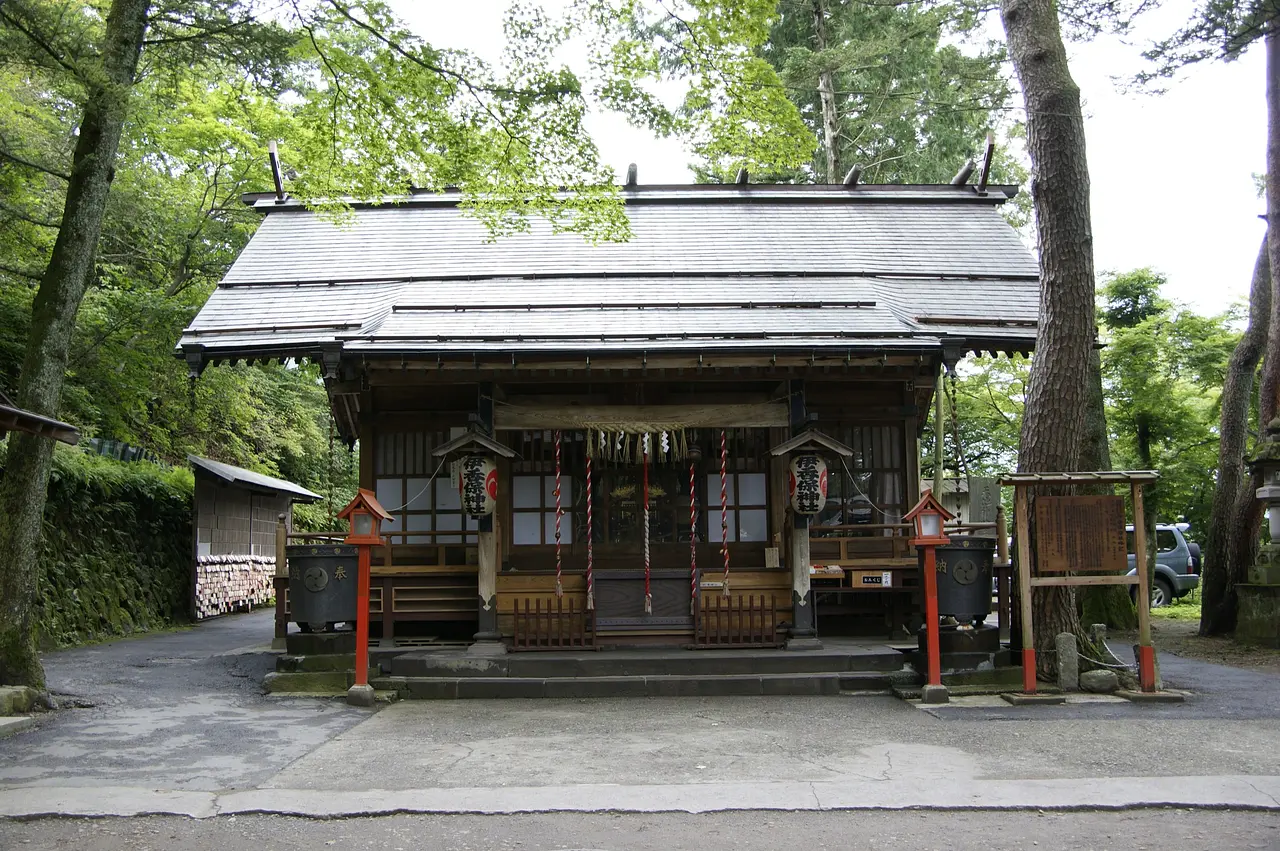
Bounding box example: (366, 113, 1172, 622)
(1242, 420, 1280, 647)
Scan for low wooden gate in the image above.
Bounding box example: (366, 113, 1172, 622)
(511, 597, 597, 651)
(694, 594, 782, 648)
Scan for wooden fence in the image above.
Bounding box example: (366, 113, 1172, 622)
(511, 596, 597, 651)
(694, 594, 782, 648)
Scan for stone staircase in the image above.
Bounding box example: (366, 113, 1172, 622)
(372, 643, 912, 700)
(263, 632, 380, 696)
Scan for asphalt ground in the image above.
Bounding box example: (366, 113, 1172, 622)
(2, 810, 1278, 851)
(0, 611, 370, 791)
(1, 610, 1279, 822)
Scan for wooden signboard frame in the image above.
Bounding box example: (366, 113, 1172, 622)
(1000, 471, 1161, 695)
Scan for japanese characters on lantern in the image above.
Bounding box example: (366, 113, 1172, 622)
(460, 455, 498, 516)
(788, 454, 828, 514)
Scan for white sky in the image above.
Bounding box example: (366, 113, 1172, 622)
(395, 1, 1265, 317)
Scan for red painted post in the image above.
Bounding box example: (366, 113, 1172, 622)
(1022, 647, 1037, 694)
(923, 545, 942, 687)
(1138, 644, 1156, 692)
(353, 544, 371, 688)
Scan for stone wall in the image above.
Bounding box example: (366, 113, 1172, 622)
(194, 554, 277, 620)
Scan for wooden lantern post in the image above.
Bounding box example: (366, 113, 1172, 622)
(337, 488, 391, 706)
(905, 489, 955, 699)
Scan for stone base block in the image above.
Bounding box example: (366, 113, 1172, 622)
(0, 686, 40, 717)
(346, 684, 377, 707)
(920, 684, 949, 704)
(1000, 692, 1066, 705)
(784, 637, 824, 652)
(1236, 584, 1280, 648)
(1116, 689, 1186, 703)
(285, 631, 357, 657)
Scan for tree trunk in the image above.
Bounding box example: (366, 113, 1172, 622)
(1078, 348, 1137, 630)
(1202, 236, 1271, 635)
(811, 0, 840, 183)
(0, 0, 151, 688)
(1000, 0, 1101, 678)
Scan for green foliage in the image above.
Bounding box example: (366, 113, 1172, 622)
(925, 270, 1239, 545)
(33, 446, 194, 648)
(684, 0, 1029, 225)
(1100, 268, 1240, 535)
(583, 0, 815, 176)
(922, 353, 1029, 482)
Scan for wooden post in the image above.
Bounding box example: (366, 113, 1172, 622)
(1132, 482, 1156, 691)
(353, 543, 371, 688)
(996, 503, 1010, 640)
(1014, 485, 1036, 693)
(923, 544, 942, 686)
(273, 514, 288, 648)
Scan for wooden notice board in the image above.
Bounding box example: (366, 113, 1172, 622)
(1034, 495, 1127, 573)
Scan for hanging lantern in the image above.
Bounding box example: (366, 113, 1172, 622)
(459, 455, 497, 516)
(788, 454, 828, 515)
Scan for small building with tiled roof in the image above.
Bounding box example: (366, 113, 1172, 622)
(179, 180, 1038, 650)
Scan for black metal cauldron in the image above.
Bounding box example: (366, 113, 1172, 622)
(286, 544, 358, 631)
(920, 535, 995, 626)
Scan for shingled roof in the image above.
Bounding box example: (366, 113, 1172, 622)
(179, 183, 1040, 368)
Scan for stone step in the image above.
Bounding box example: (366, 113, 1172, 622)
(276, 653, 357, 673)
(372, 670, 901, 700)
(0, 686, 39, 717)
(262, 669, 379, 694)
(390, 647, 906, 679)
(284, 631, 356, 657)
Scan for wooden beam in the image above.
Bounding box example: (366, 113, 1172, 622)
(493, 402, 788, 430)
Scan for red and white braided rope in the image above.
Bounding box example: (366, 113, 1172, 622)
(720, 428, 730, 596)
(643, 435, 652, 614)
(586, 455, 594, 610)
(554, 429, 563, 598)
(690, 460, 698, 615)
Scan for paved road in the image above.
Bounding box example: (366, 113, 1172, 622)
(0, 611, 369, 791)
(2, 810, 1278, 851)
(2, 612, 1280, 821)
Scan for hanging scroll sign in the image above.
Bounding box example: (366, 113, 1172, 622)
(459, 455, 497, 516)
(788, 454, 828, 515)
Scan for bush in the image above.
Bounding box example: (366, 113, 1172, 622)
(35, 446, 194, 648)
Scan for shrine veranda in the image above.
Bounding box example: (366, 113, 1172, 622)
(178, 181, 1041, 651)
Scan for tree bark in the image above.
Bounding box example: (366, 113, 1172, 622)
(811, 0, 840, 183)
(1078, 348, 1138, 630)
(1000, 0, 1101, 678)
(0, 0, 151, 688)
(1201, 236, 1271, 635)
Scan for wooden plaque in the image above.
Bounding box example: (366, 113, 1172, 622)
(1034, 495, 1127, 573)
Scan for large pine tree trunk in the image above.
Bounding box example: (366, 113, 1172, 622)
(0, 0, 151, 688)
(1202, 237, 1271, 635)
(1000, 0, 1100, 678)
(1079, 349, 1138, 630)
(811, 0, 840, 183)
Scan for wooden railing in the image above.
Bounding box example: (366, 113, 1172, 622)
(511, 596, 596, 651)
(694, 594, 782, 648)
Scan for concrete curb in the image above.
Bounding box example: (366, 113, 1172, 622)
(3, 776, 1278, 819)
(0, 717, 35, 740)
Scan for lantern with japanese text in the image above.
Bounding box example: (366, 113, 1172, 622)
(459, 455, 498, 517)
(788, 454, 828, 514)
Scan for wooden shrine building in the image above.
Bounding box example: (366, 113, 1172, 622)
(179, 181, 1039, 650)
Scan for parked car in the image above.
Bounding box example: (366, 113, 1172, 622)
(1127, 523, 1200, 608)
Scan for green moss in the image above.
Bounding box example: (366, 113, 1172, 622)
(33, 448, 193, 649)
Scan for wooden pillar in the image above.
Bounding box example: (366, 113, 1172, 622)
(472, 382, 504, 651)
(273, 513, 288, 649)
(1015, 485, 1036, 693)
(995, 503, 1010, 641)
(1132, 482, 1156, 691)
(786, 379, 820, 649)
